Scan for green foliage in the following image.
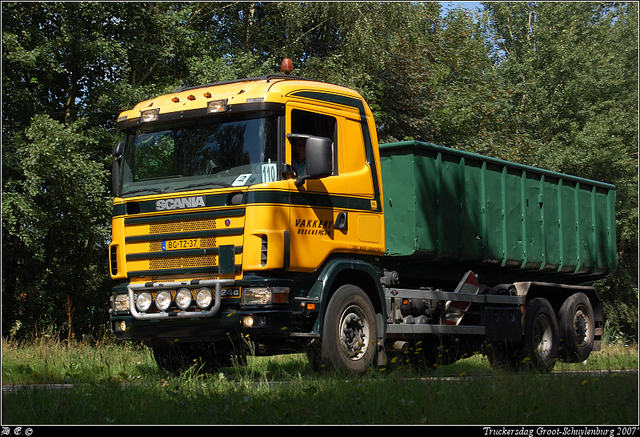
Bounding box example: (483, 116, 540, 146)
(2, 334, 638, 424)
(2, 2, 637, 339)
(2, 115, 112, 337)
(2, 338, 638, 424)
(482, 2, 638, 338)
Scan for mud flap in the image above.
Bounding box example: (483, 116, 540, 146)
(377, 313, 386, 366)
(445, 271, 480, 325)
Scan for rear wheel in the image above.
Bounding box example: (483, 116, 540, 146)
(487, 298, 559, 373)
(486, 341, 520, 372)
(558, 292, 594, 362)
(521, 298, 559, 373)
(320, 284, 378, 374)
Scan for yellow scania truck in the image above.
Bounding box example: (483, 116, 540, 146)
(109, 61, 617, 374)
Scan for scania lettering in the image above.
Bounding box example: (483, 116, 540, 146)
(109, 59, 617, 374)
(156, 196, 205, 211)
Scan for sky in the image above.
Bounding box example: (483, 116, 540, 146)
(439, 2, 483, 15)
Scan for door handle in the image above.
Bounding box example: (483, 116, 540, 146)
(335, 212, 348, 230)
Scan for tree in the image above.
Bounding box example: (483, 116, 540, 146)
(2, 2, 208, 337)
(2, 2, 636, 341)
(483, 2, 638, 340)
(2, 116, 111, 337)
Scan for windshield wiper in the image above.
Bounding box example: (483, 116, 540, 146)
(123, 188, 166, 196)
(175, 181, 232, 191)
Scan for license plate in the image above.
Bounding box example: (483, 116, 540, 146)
(162, 238, 200, 251)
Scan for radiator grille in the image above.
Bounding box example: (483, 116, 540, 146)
(149, 219, 217, 234)
(124, 209, 243, 278)
(150, 255, 218, 270)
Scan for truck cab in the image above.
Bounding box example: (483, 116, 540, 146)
(109, 66, 386, 372)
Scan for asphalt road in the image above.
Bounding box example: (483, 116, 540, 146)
(3, 369, 637, 394)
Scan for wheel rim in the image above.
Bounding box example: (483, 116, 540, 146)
(533, 314, 554, 358)
(573, 305, 590, 346)
(338, 304, 370, 360)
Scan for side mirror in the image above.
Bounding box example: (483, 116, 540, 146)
(113, 141, 124, 158)
(112, 141, 124, 195)
(305, 136, 333, 179)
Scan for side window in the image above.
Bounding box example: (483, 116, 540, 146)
(290, 109, 337, 177)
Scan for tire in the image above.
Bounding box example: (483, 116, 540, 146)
(305, 341, 325, 373)
(486, 341, 520, 372)
(320, 284, 378, 374)
(521, 298, 560, 373)
(488, 298, 560, 373)
(150, 341, 195, 374)
(151, 341, 245, 374)
(557, 293, 595, 363)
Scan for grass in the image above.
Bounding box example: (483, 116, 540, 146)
(2, 334, 638, 425)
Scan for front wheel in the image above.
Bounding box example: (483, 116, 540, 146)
(150, 340, 246, 375)
(320, 284, 378, 374)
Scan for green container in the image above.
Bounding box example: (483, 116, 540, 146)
(379, 141, 617, 285)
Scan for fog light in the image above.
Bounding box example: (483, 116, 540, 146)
(155, 290, 172, 312)
(196, 287, 213, 309)
(175, 288, 192, 310)
(114, 294, 129, 312)
(119, 321, 127, 332)
(242, 315, 267, 328)
(135, 292, 152, 312)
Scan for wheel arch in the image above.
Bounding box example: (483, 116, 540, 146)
(515, 281, 604, 350)
(307, 257, 386, 336)
(515, 281, 602, 315)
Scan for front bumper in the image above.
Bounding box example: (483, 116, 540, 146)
(109, 276, 312, 345)
(110, 307, 294, 343)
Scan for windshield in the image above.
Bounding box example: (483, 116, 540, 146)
(120, 114, 279, 196)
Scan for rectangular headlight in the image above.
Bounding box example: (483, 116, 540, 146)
(113, 293, 130, 312)
(242, 287, 271, 305)
(241, 287, 290, 305)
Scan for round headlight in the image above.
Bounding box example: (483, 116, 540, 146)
(196, 287, 213, 309)
(155, 290, 172, 312)
(175, 288, 192, 310)
(136, 292, 152, 312)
